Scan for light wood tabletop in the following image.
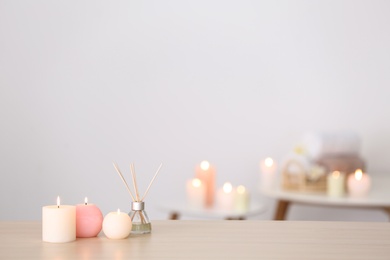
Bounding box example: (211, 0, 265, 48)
(1, 220, 390, 259)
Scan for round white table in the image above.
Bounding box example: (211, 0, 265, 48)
(158, 201, 266, 220)
(261, 175, 390, 220)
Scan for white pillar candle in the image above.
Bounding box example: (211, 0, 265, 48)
(234, 185, 250, 212)
(260, 157, 277, 190)
(216, 182, 235, 211)
(187, 178, 206, 209)
(102, 209, 132, 239)
(42, 196, 76, 243)
(327, 171, 346, 197)
(347, 169, 371, 197)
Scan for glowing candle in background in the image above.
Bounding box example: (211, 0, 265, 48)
(217, 182, 235, 211)
(327, 171, 346, 197)
(347, 169, 371, 197)
(262, 157, 275, 173)
(234, 185, 250, 212)
(102, 209, 132, 239)
(76, 197, 103, 238)
(42, 196, 76, 243)
(260, 157, 277, 190)
(195, 161, 215, 207)
(186, 178, 206, 209)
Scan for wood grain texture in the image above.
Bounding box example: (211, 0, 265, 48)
(1, 221, 390, 259)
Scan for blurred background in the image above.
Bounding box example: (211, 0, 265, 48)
(1, 0, 389, 221)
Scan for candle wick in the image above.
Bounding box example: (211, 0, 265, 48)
(57, 205, 59, 208)
(85, 202, 87, 205)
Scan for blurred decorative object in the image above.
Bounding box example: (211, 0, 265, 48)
(326, 171, 346, 197)
(302, 132, 365, 175)
(307, 165, 327, 182)
(281, 132, 366, 193)
(112, 162, 163, 234)
(195, 161, 216, 207)
(281, 146, 327, 192)
(186, 162, 253, 215)
(216, 182, 234, 210)
(260, 157, 277, 190)
(302, 132, 361, 159)
(315, 155, 365, 176)
(234, 185, 250, 212)
(347, 169, 371, 197)
(186, 178, 206, 209)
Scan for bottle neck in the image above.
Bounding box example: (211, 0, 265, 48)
(131, 201, 145, 211)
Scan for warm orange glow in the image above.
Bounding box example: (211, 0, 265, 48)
(84, 197, 88, 205)
(192, 178, 202, 188)
(223, 182, 233, 194)
(237, 185, 246, 194)
(355, 169, 363, 180)
(200, 161, 210, 171)
(332, 171, 340, 179)
(265, 157, 274, 168)
(56, 196, 60, 207)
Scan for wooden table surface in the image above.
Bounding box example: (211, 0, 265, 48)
(1, 220, 390, 259)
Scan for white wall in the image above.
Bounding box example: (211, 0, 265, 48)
(1, 0, 389, 221)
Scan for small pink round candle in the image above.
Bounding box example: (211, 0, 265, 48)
(76, 197, 103, 238)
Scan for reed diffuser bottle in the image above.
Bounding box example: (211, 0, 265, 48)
(112, 162, 163, 235)
(129, 201, 151, 234)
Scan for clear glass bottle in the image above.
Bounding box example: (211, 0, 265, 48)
(128, 201, 151, 234)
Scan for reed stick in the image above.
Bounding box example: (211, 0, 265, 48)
(141, 163, 163, 201)
(112, 162, 135, 202)
(130, 163, 141, 202)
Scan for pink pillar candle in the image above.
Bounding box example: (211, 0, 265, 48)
(195, 161, 215, 207)
(76, 197, 103, 238)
